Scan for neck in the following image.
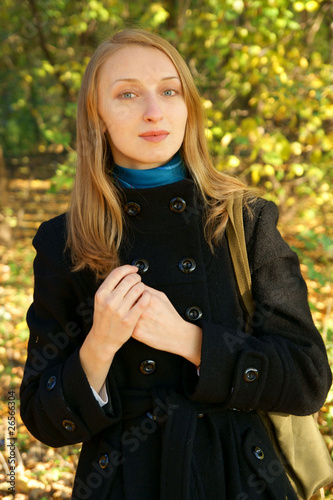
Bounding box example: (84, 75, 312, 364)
(112, 152, 186, 189)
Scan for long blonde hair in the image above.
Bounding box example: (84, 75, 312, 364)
(67, 28, 254, 279)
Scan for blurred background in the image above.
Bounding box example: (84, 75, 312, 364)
(0, 0, 332, 498)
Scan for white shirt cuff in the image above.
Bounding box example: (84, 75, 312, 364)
(91, 383, 108, 407)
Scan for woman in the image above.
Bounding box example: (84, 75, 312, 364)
(20, 29, 332, 500)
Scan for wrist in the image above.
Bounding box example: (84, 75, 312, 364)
(79, 331, 116, 393)
(83, 326, 118, 364)
(180, 321, 202, 367)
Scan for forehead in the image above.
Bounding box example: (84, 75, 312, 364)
(98, 45, 179, 84)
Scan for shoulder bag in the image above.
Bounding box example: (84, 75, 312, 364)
(226, 196, 333, 500)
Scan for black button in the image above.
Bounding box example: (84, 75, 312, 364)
(125, 202, 141, 216)
(243, 368, 259, 383)
(253, 446, 265, 460)
(99, 454, 109, 469)
(170, 197, 186, 213)
(62, 419, 76, 432)
(132, 258, 149, 274)
(140, 360, 156, 375)
(185, 306, 203, 321)
(179, 257, 196, 273)
(46, 376, 57, 391)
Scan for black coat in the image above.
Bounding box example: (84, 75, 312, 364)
(20, 178, 332, 500)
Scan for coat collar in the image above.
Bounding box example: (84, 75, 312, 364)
(119, 178, 202, 232)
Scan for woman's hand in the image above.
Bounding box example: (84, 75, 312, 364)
(80, 265, 150, 392)
(132, 285, 202, 367)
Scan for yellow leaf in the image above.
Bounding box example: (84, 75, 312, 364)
(291, 142, 302, 156)
(228, 156, 240, 168)
(294, 2, 305, 11)
(279, 72, 288, 84)
(203, 99, 213, 109)
(305, 0, 319, 11)
(15, 320, 28, 331)
(221, 133, 233, 147)
(291, 163, 304, 176)
(264, 164, 275, 176)
(205, 129, 213, 141)
(299, 57, 308, 69)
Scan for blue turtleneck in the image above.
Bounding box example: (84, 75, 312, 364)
(112, 152, 186, 189)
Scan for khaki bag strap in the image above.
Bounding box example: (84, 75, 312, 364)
(226, 196, 255, 318)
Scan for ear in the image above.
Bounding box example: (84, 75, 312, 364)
(104, 130, 113, 148)
(99, 117, 107, 133)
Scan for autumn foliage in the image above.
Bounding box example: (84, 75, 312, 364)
(0, 0, 332, 498)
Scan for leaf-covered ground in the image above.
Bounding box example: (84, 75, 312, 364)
(0, 160, 332, 499)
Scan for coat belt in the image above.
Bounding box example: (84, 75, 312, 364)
(119, 388, 224, 500)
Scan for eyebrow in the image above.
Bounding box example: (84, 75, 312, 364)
(111, 76, 180, 86)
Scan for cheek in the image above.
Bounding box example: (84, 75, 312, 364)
(105, 111, 134, 142)
(107, 110, 130, 128)
(175, 103, 188, 128)
(177, 109, 188, 136)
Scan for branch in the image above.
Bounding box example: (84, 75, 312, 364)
(306, 10, 325, 46)
(27, 0, 71, 98)
(27, 0, 55, 65)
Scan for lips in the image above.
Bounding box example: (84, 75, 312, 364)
(139, 130, 169, 143)
(139, 130, 169, 137)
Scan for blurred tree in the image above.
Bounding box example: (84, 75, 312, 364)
(0, 0, 332, 216)
(0, 144, 11, 245)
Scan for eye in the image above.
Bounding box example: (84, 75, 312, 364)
(163, 89, 177, 96)
(120, 92, 136, 99)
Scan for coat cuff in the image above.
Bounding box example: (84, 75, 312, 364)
(39, 348, 121, 443)
(185, 320, 271, 410)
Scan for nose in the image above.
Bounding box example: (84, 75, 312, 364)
(143, 94, 163, 123)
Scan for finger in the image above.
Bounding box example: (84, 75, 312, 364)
(116, 281, 147, 313)
(143, 285, 168, 301)
(113, 272, 143, 296)
(112, 289, 150, 334)
(96, 273, 142, 311)
(126, 290, 151, 322)
(100, 265, 139, 292)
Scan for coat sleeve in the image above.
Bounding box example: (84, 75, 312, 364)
(186, 200, 332, 415)
(20, 218, 122, 448)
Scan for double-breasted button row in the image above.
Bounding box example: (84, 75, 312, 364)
(243, 368, 259, 383)
(124, 197, 187, 216)
(132, 257, 197, 276)
(140, 360, 156, 375)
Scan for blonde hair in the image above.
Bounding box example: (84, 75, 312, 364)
(67, 28, 255, 279)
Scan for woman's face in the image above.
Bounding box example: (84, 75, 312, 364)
(97, 45, 188, 170)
